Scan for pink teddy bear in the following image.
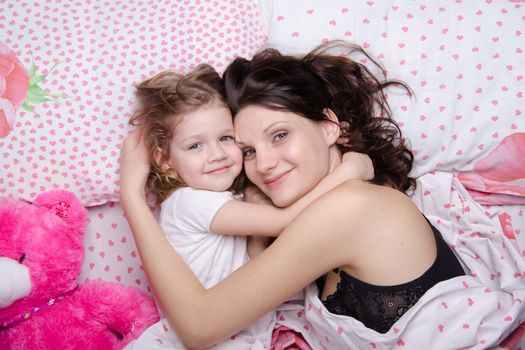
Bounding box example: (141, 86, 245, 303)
(0, 190, 159, 349)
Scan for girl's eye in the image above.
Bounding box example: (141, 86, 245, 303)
(242, 148, 255, 160)
(220, 135, 235, 142)
(187, 143, 201, 150)
(273, 131, 288, 142)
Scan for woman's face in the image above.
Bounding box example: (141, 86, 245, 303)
(234, 105, 335, 207)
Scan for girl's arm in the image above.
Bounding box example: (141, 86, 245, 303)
(210, 151, 373, 237)
(120, 131, 366, 349)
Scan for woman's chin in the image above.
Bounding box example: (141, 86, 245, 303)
(269, 193, 300, 208)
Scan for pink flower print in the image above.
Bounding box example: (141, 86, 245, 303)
(271, 325, 313, 350)
(0, 41, 29, 138)
(458, 133, 525, 204)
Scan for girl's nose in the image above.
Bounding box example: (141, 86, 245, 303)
(207, 143, 228, 162)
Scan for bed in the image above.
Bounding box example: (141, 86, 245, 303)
(1, 1, 524, 349)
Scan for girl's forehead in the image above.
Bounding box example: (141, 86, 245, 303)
(171, 105, 234, 140)
(178, 104, 233, 125)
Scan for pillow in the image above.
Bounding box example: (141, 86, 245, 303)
(0, 0, 267, 206)
(259, 0, 525, 182)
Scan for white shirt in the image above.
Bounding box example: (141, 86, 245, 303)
(160, 188, 248, 288)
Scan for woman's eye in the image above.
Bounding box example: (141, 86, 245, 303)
(242, 148, 255, 160)
(220, 135, 235, 142)
(273, 131, 288, 142)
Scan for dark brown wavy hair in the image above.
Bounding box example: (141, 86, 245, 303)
(129, 64, 228, 202)
(223, 41, 416, 193)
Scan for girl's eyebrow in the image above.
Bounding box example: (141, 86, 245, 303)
(181, 127, 235, 144)
(180, 134, 203, 144)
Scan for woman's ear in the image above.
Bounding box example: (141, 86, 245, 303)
(321, 108, 341, 146)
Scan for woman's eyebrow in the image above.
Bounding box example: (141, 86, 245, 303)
(263, 121, 287, 133)
(235, 121, 290, 145)
(234, 133, 247, 145)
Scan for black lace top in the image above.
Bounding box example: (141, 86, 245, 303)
(320, 222, 465, 334)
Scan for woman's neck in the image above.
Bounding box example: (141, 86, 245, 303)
(328, 146, 343, 174)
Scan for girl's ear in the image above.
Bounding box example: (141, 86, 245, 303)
(321, 108, 341, 146)
(154, 147, 172, 172)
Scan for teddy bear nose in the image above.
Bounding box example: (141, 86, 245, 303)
(0, 257, 31, 308)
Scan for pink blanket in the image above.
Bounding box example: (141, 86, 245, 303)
(458, 133, 525, 205)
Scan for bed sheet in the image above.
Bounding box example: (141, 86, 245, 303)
(79, 201, 151, 293)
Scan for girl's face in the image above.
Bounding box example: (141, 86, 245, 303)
(234, 105, 335, 207)
(167, 103, 243, 192)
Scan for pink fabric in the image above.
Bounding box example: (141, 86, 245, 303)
(271, 326, 312, 350)
(458, 133, 525, 205)
(499, 322, 525, 350)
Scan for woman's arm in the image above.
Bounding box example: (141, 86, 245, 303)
(120, 131, 365, 349)
(123, 187, 362, 349)
(210, 151, 373, 237)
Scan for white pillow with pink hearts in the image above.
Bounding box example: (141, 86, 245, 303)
(0, 0, 267, 206)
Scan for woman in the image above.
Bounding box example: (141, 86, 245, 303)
(120, 41, 465, 349)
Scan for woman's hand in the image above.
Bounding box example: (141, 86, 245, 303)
(119, 129, 150, 202)
(243, 186, 274, 257)
(339, 151, 374, 182)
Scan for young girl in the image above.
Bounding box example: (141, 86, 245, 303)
(124, 64, 373, 349)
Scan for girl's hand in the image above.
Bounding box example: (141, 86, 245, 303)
(119, 129, 150, 201)
(243, 186, 272, 205)
(339, 151, 374, 182)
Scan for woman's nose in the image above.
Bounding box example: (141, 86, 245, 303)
(255, 149, 277, 173)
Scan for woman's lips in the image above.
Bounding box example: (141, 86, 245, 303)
(264, 170, 292, 188)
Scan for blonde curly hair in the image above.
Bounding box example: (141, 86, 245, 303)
(129, 64, 228, 202)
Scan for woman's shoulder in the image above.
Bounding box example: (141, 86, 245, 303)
(323, 180, 403, 206)
(290, 181, 373, 228)
(297, 180, 414, 232)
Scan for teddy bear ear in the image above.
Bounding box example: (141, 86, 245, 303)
(32, 190, 87, 231)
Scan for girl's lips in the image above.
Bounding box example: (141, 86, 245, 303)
(264, 170, 292, 188)
(206, 165, 230, 174)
